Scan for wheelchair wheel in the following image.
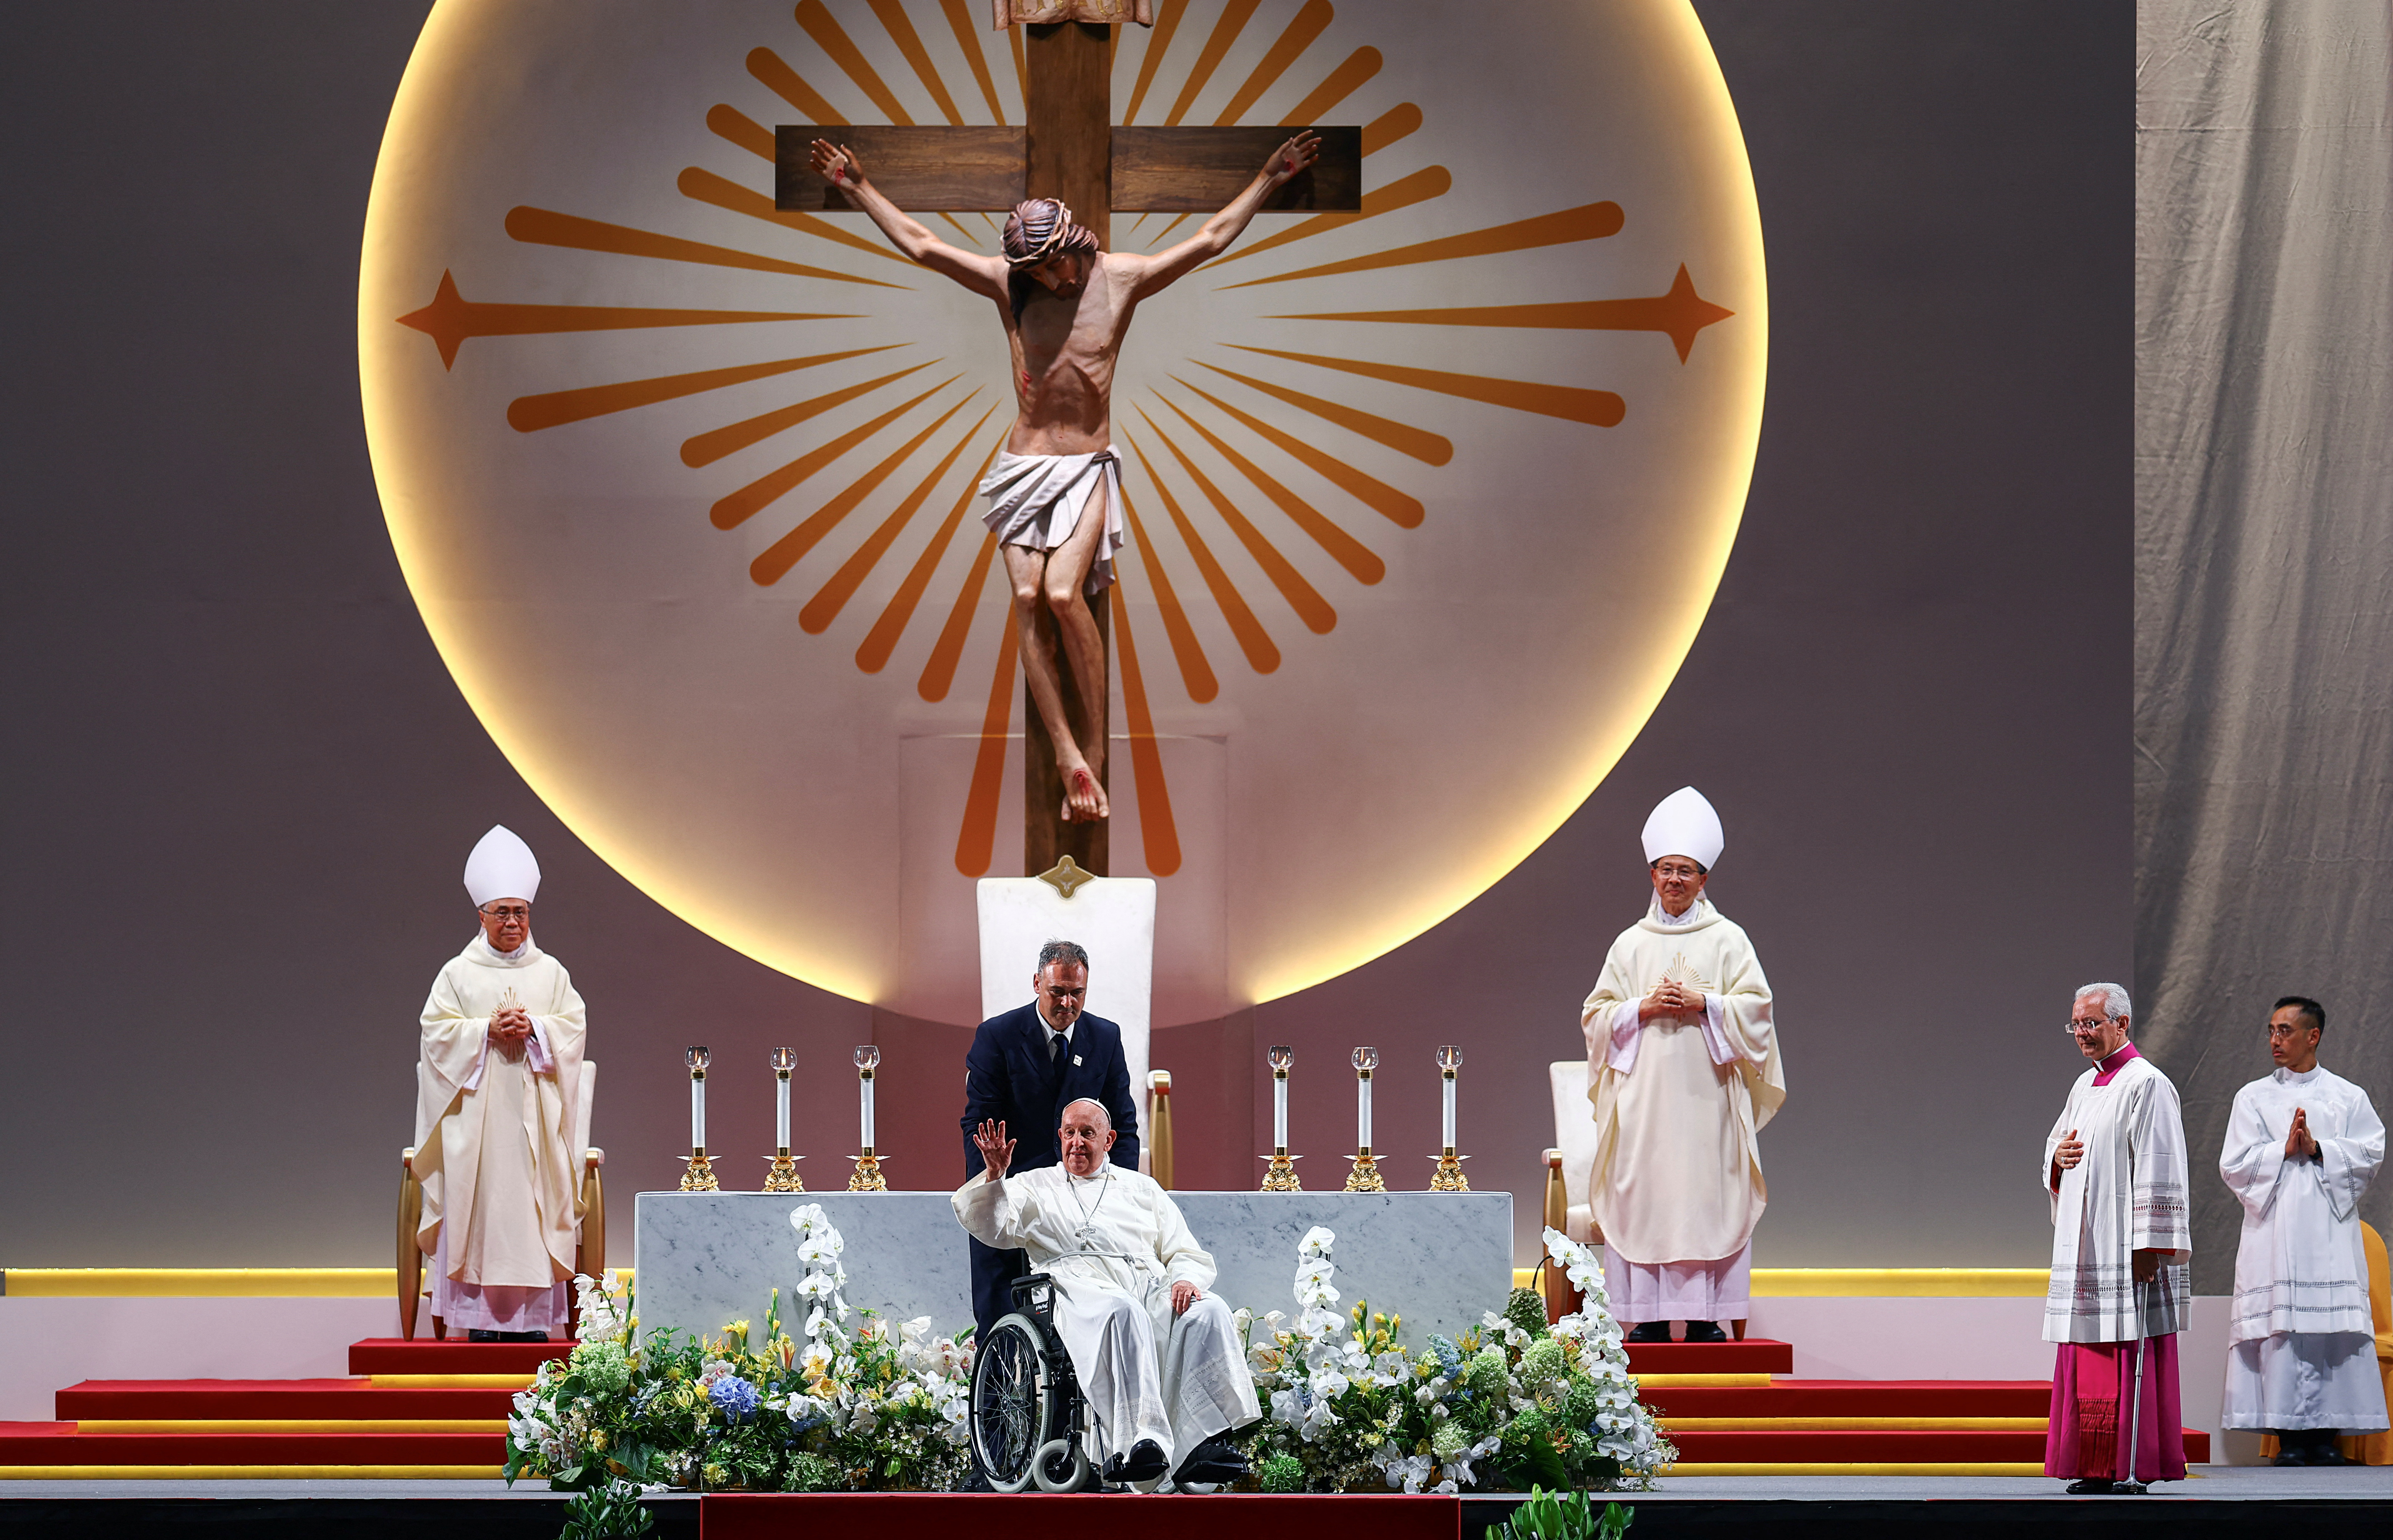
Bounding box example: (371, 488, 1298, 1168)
(1031, 1436, 1091, 1493)
(970, 1312, 1054, 1493)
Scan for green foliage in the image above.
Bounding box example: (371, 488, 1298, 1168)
(1504, 1286, 1550, 1340)
(1461, 1346, 1510, 1400)
(1518, 1337, 1567, 1386)
(557, 1478, 653, 1540)
(1257, 1452, 1308, 1493)
(779, 1451, 843, 1492)
(1494, 1485, 1635, 1540)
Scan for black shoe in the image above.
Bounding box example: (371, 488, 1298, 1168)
(2064, 1478, 2116, 1494)
(1682, 1320, 1729, 1343)
(1172, 1434, 1249, 1485)
(1625, 1322, 1671, 1344)
(1102, 1439, 1169, 1485)
(2312, 1443, 2351, 1466)
(467, 1329, 500, 1343)
(2273, 1446, 2313, 1467)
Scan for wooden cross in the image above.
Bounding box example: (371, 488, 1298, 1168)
(773, 17, 1362, 878)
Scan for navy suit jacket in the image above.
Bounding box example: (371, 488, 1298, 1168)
(961, 1002, 1141, 1179)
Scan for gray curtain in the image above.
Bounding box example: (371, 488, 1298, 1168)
(2137, 0, 2393, 1294)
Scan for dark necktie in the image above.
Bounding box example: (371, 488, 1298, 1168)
(1048, 1031, 1063, 1069)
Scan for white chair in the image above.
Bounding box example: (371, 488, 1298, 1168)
(1547, 1061, 1598, 1244)
(399, 1059, 603, 1340)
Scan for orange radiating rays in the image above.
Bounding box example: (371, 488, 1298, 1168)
(1198, 165, 1449, 267)
(1108, 571, 1184, 875)
(510, 346, 904, 433)
(803, 406, 999, 632)
(682, 361, 939, 466)
(1116, 485, 1218, 703)
(938, 0, 1007, 123)
(676, 167, 915, 265)
(1171, 375, 1426, 527)
(751, 392, 984, 584)
(709, 103, 779, 159)
(1215, 0, 1332, 125)
(1194, 363, 1450, 466)
(1138, 411, 1336, 634)
(953, 596, 1018, 876)
(1284, 47, 1379, 126)
(1222, 200, 1623, 287)
(505, 206, 903, 288)
(796, 1, 914, 123)
(1361, 101, 1421, 155)
(1124, 0, 1191, 124)
(1228, 345, 1626, 427)
(859, 439, 1007, 674)
(395, 270, 851, 371)
(1272, 265, 1737, 363)
(1156, 396, 1382, 583)
(866, 0, 964, 124)
(748, 47, 841, 122)
(921, 532, 1002, 703)
(711, 377, 960, 528)
(1165, 0, 1260, 125)
(1123, 435, 1280, 674)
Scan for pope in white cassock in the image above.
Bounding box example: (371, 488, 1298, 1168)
(2220, 994, 2389, 1465)
(956, 1099, 1259, 1489)
(2041, 982, 2191, 1491)
(413, 826, 589, 1340)
(1580, 787, 1784, 1342)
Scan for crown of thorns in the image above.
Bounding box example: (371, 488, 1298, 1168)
(1003, 199, 1098, 269)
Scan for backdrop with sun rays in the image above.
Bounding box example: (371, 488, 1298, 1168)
(359, 0, 1765, 1027)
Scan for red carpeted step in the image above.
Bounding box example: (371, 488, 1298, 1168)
(1622, 1338, 1793, 1375)
(1643, 1379, 2053, 1417)
(346, 1338, 566, 1375)
(0, 1423, 505, 1465)
(1667, 1427, 2210, 1463)
(55, 1379, 518, 1420)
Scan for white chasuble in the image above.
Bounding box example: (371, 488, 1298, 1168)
(1579, 898, 1783, 1268)
(2041, 1052, 2191, 1344)
(954, 1162, 1259, 1463)
(414, 934, 587, 1307)
(2219, 1064, 2389, 1431)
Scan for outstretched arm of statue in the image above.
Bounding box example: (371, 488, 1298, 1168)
(808, 139, 1007, 300)
(1126, 131, 1323, 299)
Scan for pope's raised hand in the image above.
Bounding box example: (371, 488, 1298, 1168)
(974, 1118, 1015, 1182)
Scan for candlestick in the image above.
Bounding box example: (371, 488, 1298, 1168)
(680, 1047, 718, 1192)
(1259, 1044, 1301, 1191)
(764, 1047, 804, 1192)
(848, 1044, 887, 1191)
(1430, 1043, 1470, 1192)
(1344, 1046, 1385, 1192)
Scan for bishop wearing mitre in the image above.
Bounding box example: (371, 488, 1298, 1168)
(413, 826, 588, 1341)
(1579, 787, 1785, 1343)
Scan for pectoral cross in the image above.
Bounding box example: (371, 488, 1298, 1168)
(773, 13, 1360, 877)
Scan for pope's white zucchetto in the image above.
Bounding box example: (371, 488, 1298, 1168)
(1641, 786, 1724, 870)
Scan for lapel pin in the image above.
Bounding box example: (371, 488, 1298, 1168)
(1074, 1054, 1083, 1066)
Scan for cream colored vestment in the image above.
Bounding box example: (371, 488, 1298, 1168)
(1579, 898, 1783, 1270)
(414, 933, 587, 1308)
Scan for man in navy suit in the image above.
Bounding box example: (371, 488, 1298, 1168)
(962, 939, 1141, 1337)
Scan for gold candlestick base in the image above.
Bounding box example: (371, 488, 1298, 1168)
(1428, 1151, 1472, 1192)
(1343, 1152, 1386, 1193)
(763, 1152, 806, 1193)
(847, 1152, 889, 1192)
(679, 1150, 720, 1192)
(1259, 1152, 1303, 1192)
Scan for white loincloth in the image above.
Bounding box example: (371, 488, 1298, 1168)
(979, 448, 1126, 594)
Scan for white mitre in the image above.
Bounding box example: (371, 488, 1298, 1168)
(1640, 786, 1724, 869)
(463, 824, 541, 906)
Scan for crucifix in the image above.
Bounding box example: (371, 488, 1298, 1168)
(774, 8, 1362, 878)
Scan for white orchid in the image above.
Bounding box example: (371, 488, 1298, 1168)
(1385, 1452, 1435, 1494)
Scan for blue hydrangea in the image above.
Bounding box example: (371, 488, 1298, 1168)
(708, 1375, 762, 1421)
(1428, 1335, 1462, 1376)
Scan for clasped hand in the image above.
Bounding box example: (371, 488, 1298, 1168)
(1638, 981, 1704, 1022)
(488, 1006, 534, 1060)
(2284, 1107, 2320, 1162)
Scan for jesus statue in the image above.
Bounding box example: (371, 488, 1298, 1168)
(808, 131, 1322, 823)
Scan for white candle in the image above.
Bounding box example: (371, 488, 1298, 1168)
(691, 1075, 706, 1149)
(1357, 1073, 1372, 1150)
(1442, 1074, 1457, 1149)
(860, 1074, 875, 1149)
(1274, 1075, 1289, 1148)
(776, 1075, 791, 1149)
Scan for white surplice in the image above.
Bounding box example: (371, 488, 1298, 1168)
(1579, 896, 1783, 1318)
(2219, 1064, 2389, 1431)
(954, 1160, 1259, 1465)
(2041, 1051, 2192, 1344)
(414, 932, 588, 1332)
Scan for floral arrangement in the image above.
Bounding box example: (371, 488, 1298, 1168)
(503, 1204, 972, 1517)
(1237, 1226, 1673, 1493)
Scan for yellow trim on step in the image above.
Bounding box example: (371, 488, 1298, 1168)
(0, 1267, 632, 1298)
(368, 1374, 540, 1389)
(1632, 1373, 1774, 1387)
(1750, 1269, 2048, 1298)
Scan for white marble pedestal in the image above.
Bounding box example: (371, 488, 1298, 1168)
(636, 1189, 1512, 1345)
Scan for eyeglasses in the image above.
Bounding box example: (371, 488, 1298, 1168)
(2265, 1023, 2311, 1040)
(2064, 1017, 2114, 1035)
(479, 904, 530, 922)
(1653, 864, 1705, 881)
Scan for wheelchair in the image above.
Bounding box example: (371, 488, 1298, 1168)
(969, 1271, 1106, 1492)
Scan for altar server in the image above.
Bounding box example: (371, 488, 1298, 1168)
(958, 1099, 1257, 1489)
(413, 826, 588, 1341)
(2220, 995, 2388, 1464)
(2042, 983, 2191, 1491)
(1579, 786, 1783, 1342)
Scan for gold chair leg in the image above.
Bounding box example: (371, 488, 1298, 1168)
(397, 1149, 424, 1342)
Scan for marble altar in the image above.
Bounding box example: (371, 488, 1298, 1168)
(636, 1190, 1512, 1345)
